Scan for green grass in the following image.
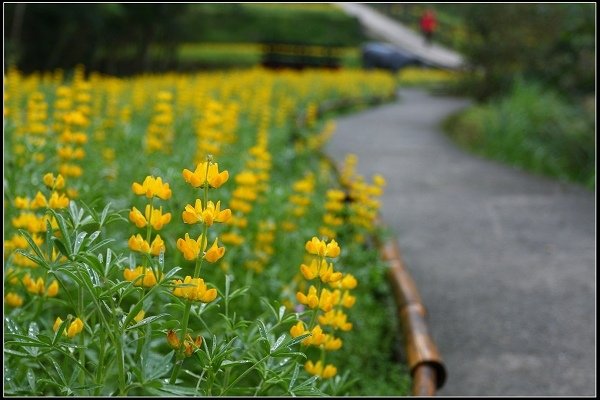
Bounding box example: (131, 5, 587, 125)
(444, 80, 595, 189)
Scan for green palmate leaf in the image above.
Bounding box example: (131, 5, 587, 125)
(72, 231, 88, 254)
(100, 202, 112, 226)
(282, 332, 311, 349)
(288, 363, 300, 392)
(100, 280, 133, 300)
(48, 209, 72, 252)
(17, 229, 45, 261)
(270, 333, 287, 353)
(51, 238, 70, 260)
(47, 356, 68, 386)
(162, 266, 182, 281)
(87, 230, 101, 246)
(13, 249, 46, 269)
(75, 253, 104, 277)
(256, 319, 269, 340)
(45, 220, 54, 260)
(270, 351, 306, 359)
(86, 238, 114, 254)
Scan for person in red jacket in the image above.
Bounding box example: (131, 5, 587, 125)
(420, 9, 437, 46)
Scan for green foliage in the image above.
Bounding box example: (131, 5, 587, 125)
(460, 3, 595, 100)
(4, 3, 364, 74)
(445, 80, 595, 188)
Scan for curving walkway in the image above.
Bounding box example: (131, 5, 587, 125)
(326, 88, 596, 396)
(334, 3, 464, 69)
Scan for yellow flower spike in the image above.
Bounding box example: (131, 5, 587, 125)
(129, 207, 147, 228)
(66, 318, 84, 338)
(53, 317, 64, 333)
(128, 234, 150, 253)
(150, 235, 165, 256)
(134, 310, 145, 323)
(204, 238, 225, 263)
(46, 280, 59, 297)
(176, 233, 206, 261)
(5, 292, 24, 307)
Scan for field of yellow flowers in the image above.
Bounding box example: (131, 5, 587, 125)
(3, 66, 411, 396)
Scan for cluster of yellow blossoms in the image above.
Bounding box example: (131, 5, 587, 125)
(318, 189, 346, 240)
(282, 172, 315, 232)
(53, 316, 85, 339)
(340, 154, 387, 242)
(170, 159, 231, 358)
(124, 175, 171, 287)
(290, 237, 358, 379)
(146, 91, 174, 153)
(4, 173, 70, 307)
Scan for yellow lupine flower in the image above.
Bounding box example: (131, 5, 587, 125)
(182, 199, 231, 226)
(182, 162, 229, 189)
(5, 292, 24, 307)
(43, 173, 65, 190)
(131, 176, 172, 200)
(48, 192, 69, 209)
(129, 206, 147, 228)
(145, 205, 171, 230)
(149, 235, 165, 256)
(134, 310, 146, 323)
(305, 237, 340, 258)
(23, 274, 45, 295)
(176, 233, 206, 261)
(296, 285, 319, 309)
(123, 266, 160, 287)
(220, 232, 245, 246)
(53, 317, 64, 333)
(53, 317, 84, 339)
(67, 318, 84, 338)
(30, 191, 47, 209)
(329, 274, 358, 290)
(14, 196, 30, 209)
(290, 321, 307, 338)
(323, 335, 343, 351)
(128, 234, 150, 253)
(204, 238, 225, 263)
(172, 276, 217, 302)
(318, 309, 353, 331)
(46, 280, 59, 297)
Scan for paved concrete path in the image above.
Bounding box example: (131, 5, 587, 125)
(326, 89, 596, 396)
(334, 3, 464, 69)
